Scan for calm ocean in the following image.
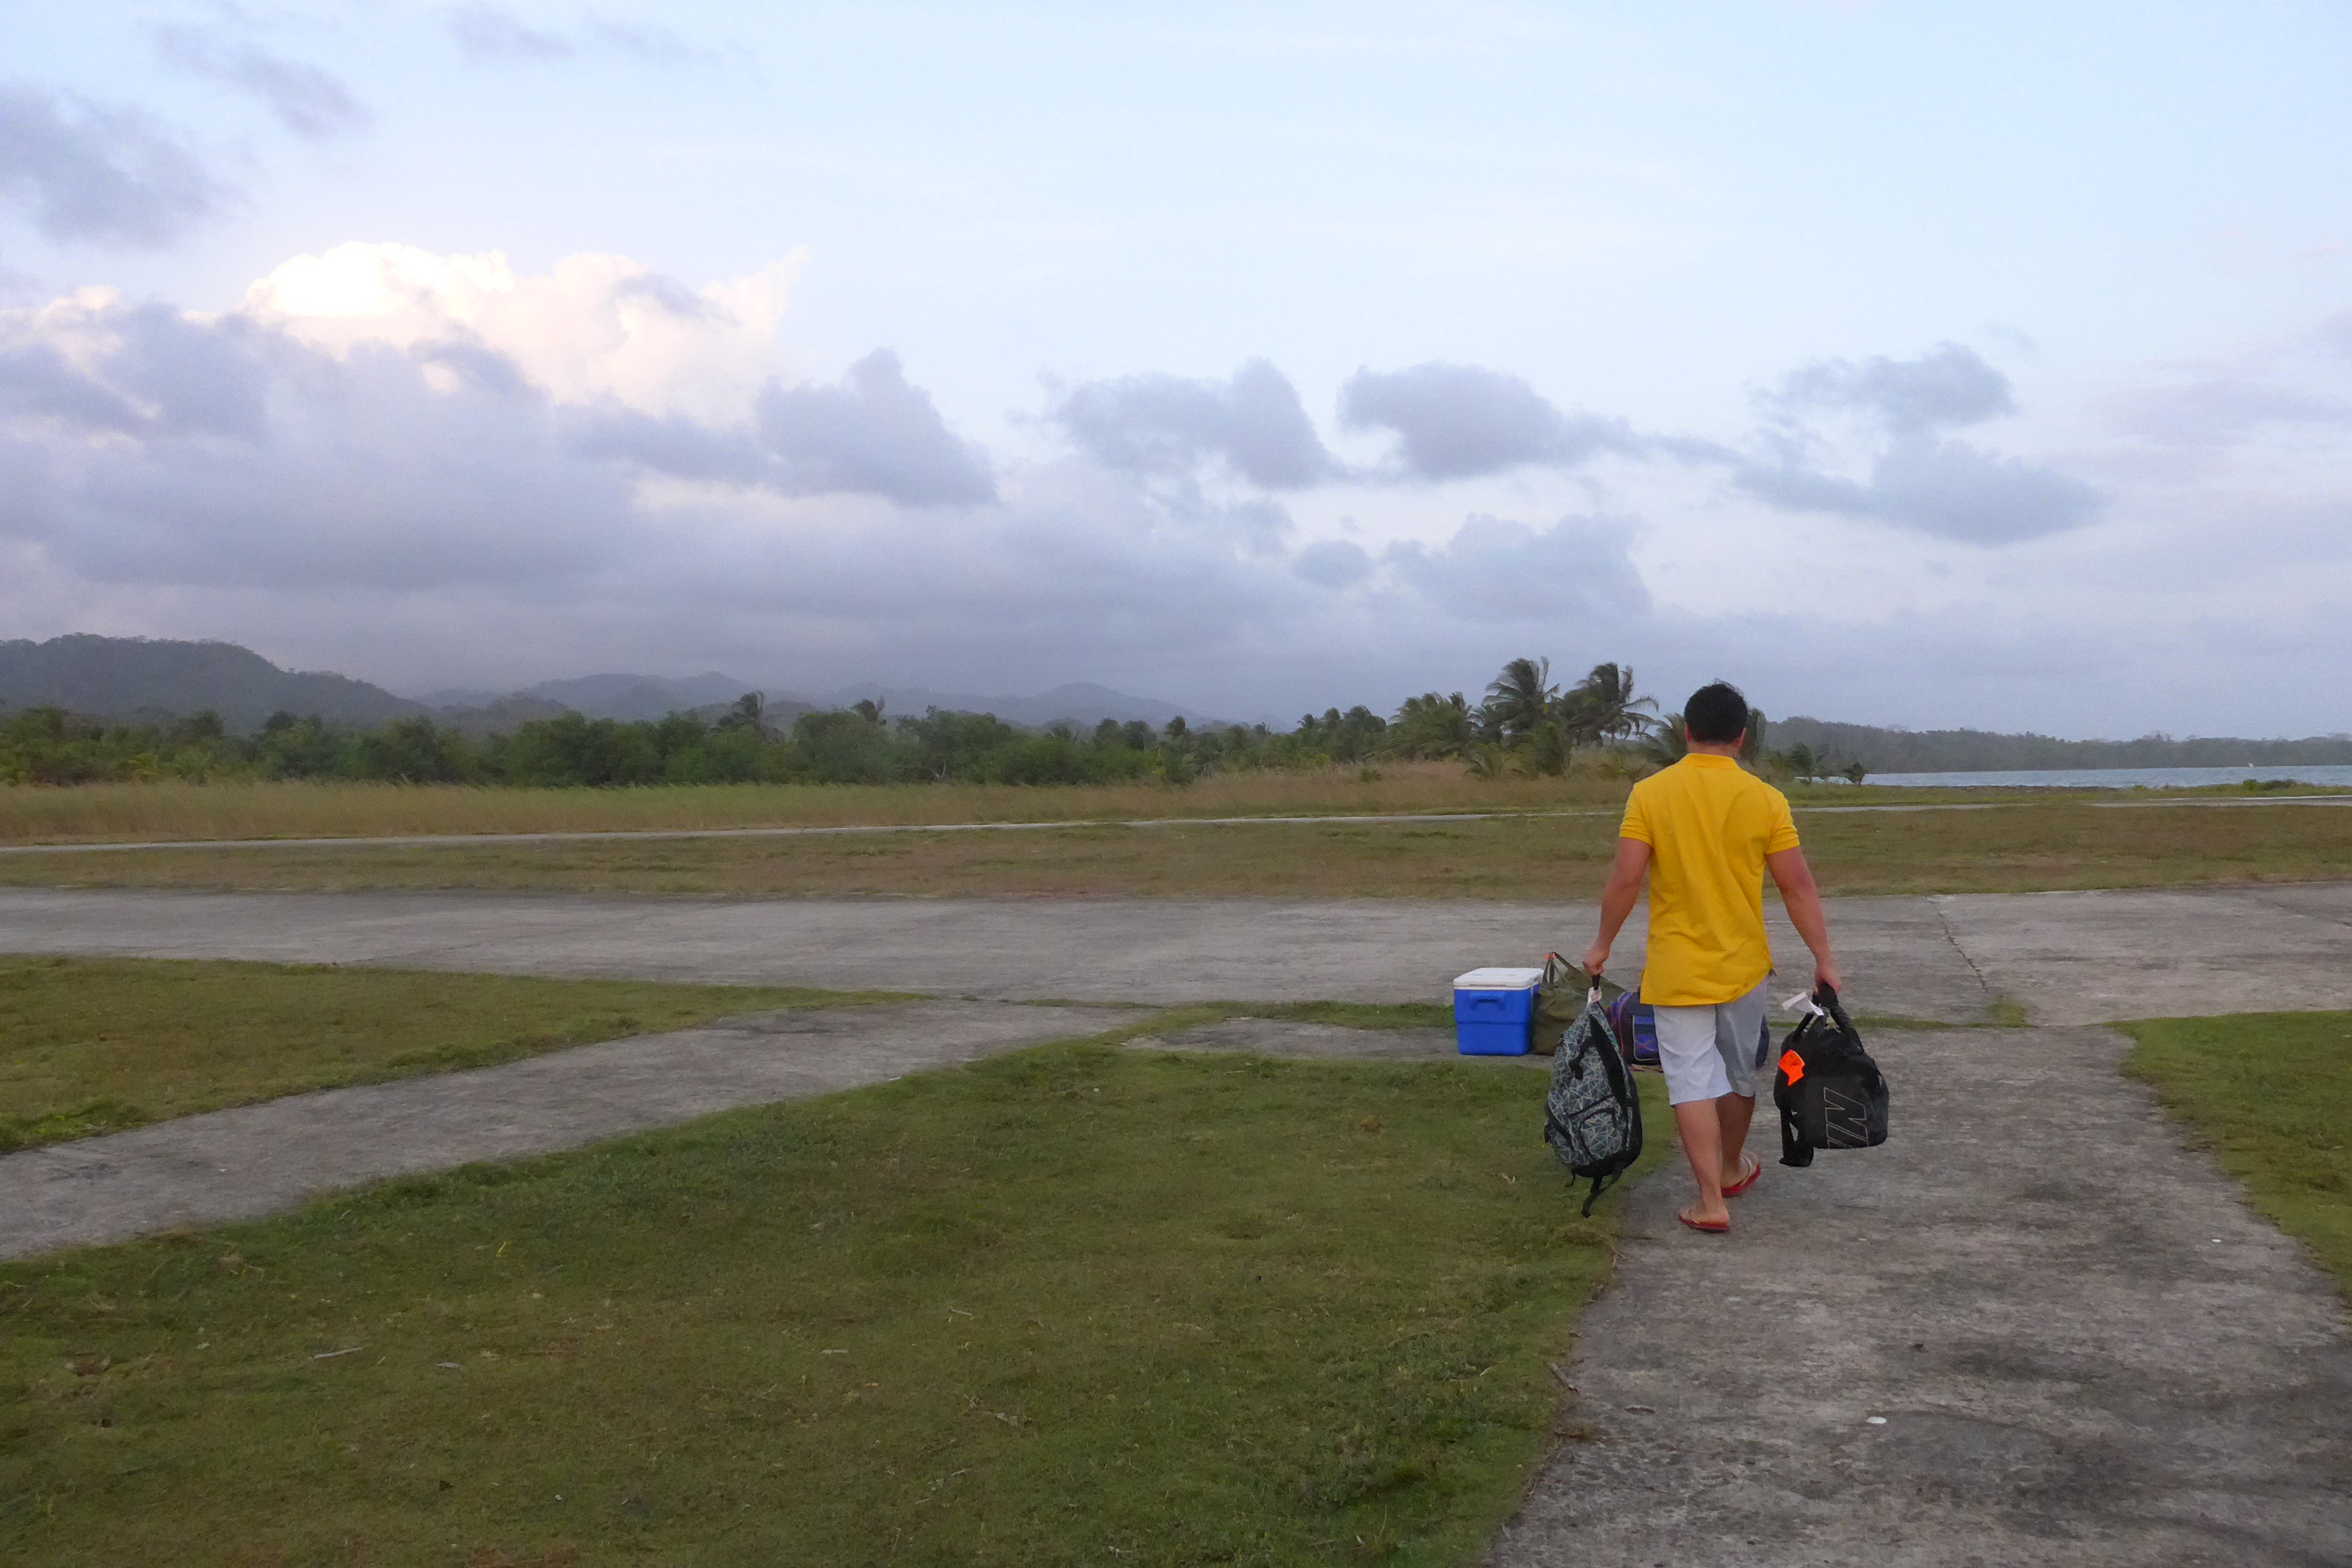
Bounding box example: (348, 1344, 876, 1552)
(1864, 765, 2352, 790)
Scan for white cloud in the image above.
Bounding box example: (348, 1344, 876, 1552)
(241, 242, 803, 421)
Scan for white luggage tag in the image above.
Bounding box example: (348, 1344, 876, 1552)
(1781, 989, 1825, 1019)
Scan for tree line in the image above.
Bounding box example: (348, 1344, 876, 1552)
(0, 659, 1863, 788)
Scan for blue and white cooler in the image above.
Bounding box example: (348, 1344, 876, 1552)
(1452, 966, 1545, 1056)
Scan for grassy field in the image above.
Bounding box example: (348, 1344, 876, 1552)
(5, 797, 2350, 899)
(0, 1041, 1667, 1567)
(0, 767, 1644, 845)
(0, 957, 899, 1152)
(4, 768, 2258, 848)
(2121, 1011, 2352, 1298)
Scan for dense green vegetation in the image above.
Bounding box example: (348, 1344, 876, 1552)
(2121, 1011, 2352, 1298)
(0, 700, 1296, 788)
(1, 658, 1717, 788)
(0, 1042, 1661, 1567)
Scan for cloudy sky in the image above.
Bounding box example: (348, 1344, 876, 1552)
(4, 1, 2350, 736)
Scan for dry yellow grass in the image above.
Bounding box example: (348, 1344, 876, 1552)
(0, 766, 1631, 845)
(4, 799, 2348, 899)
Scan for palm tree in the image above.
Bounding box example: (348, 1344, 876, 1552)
(1774, 741, 1823, 782)
(1390, 692, 1476, 760)
(716, 691, 772, 736)
(1482, 656, 1556, 745)
(1562, 663, 1660, 745)
(1641, 711, 1688, 770)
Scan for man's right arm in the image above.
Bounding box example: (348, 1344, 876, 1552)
(1582, 837, 1652, 980)
(1765, 846, 1843, 994)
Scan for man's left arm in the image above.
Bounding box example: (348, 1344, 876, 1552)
(1765, 846, 1842, 994)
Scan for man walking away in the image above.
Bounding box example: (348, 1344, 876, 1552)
(1582, 682, 1840, 1234)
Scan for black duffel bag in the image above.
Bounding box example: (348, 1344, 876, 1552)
(1771, 983, 1890, 1167)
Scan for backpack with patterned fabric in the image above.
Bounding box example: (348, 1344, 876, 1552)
(1543, 984, 1644, 1216)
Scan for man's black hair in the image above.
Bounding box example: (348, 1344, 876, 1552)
(1684, 682, 1749, 744)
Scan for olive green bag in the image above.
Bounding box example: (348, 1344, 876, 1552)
(1531, 952, 1626, 1056)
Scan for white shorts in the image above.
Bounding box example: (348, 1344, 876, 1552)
(1652, 979, 1773, 1105)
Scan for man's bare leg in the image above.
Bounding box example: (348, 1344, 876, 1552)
(1674, 1099, 1729, 1226)
(1718, 1092, 1758, 1189)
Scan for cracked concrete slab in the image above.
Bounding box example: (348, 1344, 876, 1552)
(1486, 1025, 2352, 1568)
(0, 999, 1141, 1260)
(1933, 886, 2352, 1023)
(0, 888, 1993, 1020)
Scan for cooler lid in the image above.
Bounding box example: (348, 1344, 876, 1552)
(1453, 966, 1545, 991)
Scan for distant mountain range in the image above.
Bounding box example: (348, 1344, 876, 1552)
(1768, 716, 2352, 772)
(0, 636, 1222, 736)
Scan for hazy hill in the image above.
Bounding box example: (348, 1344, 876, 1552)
(0, 636, 1211, 736)
(1770, 716, 2352, 773)
(421, 672, 815, 724)
(0, 635, 424, 731)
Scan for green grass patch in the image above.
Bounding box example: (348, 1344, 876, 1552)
(0, 956, 904, 1152)
(1260, 1001, 1456, 1031)
(2120, 1011, 2352, 1297)
(0, 1042, 1664, 1567)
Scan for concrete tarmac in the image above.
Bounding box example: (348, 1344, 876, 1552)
(1487, 1025, 2352, 1567)
(4, 882, 2352, 1022)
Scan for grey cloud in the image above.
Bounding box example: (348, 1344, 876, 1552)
(1338, 362, 1636, 480)
(0, 327, 636, 592)
(2318, 311, 2352, 359)
(449, 4, 579, 63)
(0, 298, 270, 438)
(1057, 359, 1337, 489)
(1384, 513, 1649, 618)
(412, 338, 540, 401)
(571, 350, 994, 506)
(0, 84, 229, 246)
(0, 343, 145, 432)
(1737, 435, 2103, 544)
(1174, 494, 1293, 555)
(1770, 342, 2015, 434)
(153, 26, 370, 141)
(754, 350, 994, 506)
(566, 405, 767, 486)
(612, 272, 717, 319)
(584, 19, 719, 65)
(1293, 538, 1373, 587)
(2114, 376, 2352, 450)
(1736, 342, 2098, 543)
(450, 7, 718, 67)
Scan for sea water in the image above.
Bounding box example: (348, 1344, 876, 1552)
(1863, 765, 2352, 790)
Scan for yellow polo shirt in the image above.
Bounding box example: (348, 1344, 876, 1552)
(1619, 754, 1800, 1006)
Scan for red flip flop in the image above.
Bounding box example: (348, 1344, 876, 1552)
(1723, 1154, 1763, 1198)
(1678, 1208, 1729, 1234)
